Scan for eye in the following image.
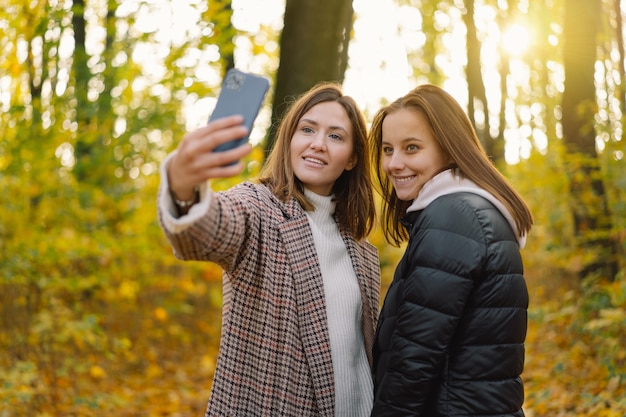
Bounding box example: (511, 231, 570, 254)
(406, 144, 419, 152)
(329, 132, 342, 141)
(382, 146, 393, 155)
(301, 126, 315, 134)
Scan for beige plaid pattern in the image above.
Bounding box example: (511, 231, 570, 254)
(159, 182, 380, 417)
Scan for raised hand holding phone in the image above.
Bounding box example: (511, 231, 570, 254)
(167, 115, 252, 203)
(167, 70, 270, 204)
(209, 69, 270, 154)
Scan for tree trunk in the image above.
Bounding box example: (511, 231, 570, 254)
(266, 0, 354, 154)
(614, 0, 626, 115)
(71, 0, 94, 183)
(496, 0, 515, 162)
(25, 1, 51, 131)
(71, 0, 89, 124)
(418, 0, 444, 85)
(204, 0, 235, 77)
(462, 0, 495, 160)
(99, 0, 116, 120)
(562, 0, 618, 280)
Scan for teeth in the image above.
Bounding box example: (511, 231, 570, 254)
(305, 157, 325, 165)
(396, 176, 414, 183)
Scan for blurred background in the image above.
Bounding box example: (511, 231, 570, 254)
(1, 0, 624, 415)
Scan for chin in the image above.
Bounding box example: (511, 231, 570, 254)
(395, 193, 414, 202)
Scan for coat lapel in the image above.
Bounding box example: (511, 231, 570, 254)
(278, 209, 335, 417)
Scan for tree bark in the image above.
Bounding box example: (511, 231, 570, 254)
(71, 0, 94, 183)
(100, 0, 116, 121)
(266, 0, 354, 154)
(495, 0, 516, 158)
(562, 0, 618, 280)
(614, 0, 626, 115)
(462, 0, 495, 160)
(204, 0, 235, 76)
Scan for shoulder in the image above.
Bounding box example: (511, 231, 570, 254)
(422, 193, 508, 232)
(403, 194, 487, 272)
(225, 181, 273, 201)
(426, 192, 495, 214)
(415, 193, 488, 236)
(410, 193, 517, 257)
(217, 182, 299, 217)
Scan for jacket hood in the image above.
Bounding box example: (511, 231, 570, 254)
(406, 169, 527, 248)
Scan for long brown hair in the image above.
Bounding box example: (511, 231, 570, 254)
(260, 82, 375, 241)
(369, 84, 533, 246)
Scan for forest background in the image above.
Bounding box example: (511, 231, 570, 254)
(1, 0, 625, 415)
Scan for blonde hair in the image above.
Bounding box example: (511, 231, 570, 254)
(369, 84, 533, 246)
(260, 82, 375, 240)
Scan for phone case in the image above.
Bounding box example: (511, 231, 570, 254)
(209, 69, 271, 153)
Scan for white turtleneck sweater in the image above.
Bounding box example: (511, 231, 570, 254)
(303, 189, 373, 417)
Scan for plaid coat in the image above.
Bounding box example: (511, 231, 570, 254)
(159, 182, 380, 417)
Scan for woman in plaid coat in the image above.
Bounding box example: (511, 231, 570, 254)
(158, 83, 380, 417)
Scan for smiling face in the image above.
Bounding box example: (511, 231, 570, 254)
(290, 101, 357, 196)
(381, 108, 451, 201)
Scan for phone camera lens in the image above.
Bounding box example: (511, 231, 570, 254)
(225, 71, 244, 91)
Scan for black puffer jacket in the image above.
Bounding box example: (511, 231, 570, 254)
(371, 192, 528, 417)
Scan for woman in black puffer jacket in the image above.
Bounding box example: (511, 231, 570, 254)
(368, 84, 533, 417)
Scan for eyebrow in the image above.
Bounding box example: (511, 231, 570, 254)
(382, 137, 423, 145)
(299, 118, 349, 134)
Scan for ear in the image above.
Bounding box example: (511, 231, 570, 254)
(345, 155, 357, 171)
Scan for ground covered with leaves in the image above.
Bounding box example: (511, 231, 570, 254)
(523, 269, 626, 417)
(1, 195, 624, 417)
(2, 260, 624, 416)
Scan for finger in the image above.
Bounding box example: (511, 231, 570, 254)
(173, 142, 252, 186)
(207, 114, 245, 130)
(211, 142, 253, 166)
(202, 160, 248, 179)
(183, 124, 249, 155)
(187, 115, 245, 143)
(168, 117, 252, 190)
(209, 126, 250, 152)
(183, 116, 245, 141)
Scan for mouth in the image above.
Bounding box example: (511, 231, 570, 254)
(394, 175, 416, 183)
(303, 156, 327, 166)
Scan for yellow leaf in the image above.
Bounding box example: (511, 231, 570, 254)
(90, 365, 106, 379)
(154, 307, 168, 321)
(119, 280, 139, 300)
(146, 363, 163, 379)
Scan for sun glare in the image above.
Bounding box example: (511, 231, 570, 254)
(501, 24, 531, 57)
(127, 0, 536, 163)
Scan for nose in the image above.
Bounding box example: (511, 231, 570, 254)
(309, 133, 326, 150)
(386, 151, 404, 170)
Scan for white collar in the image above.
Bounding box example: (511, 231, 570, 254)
(407, 169, 526, 248)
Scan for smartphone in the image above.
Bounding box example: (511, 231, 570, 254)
(209, 68, 271, 153)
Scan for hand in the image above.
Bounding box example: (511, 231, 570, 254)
(167, 115, 253, 201)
